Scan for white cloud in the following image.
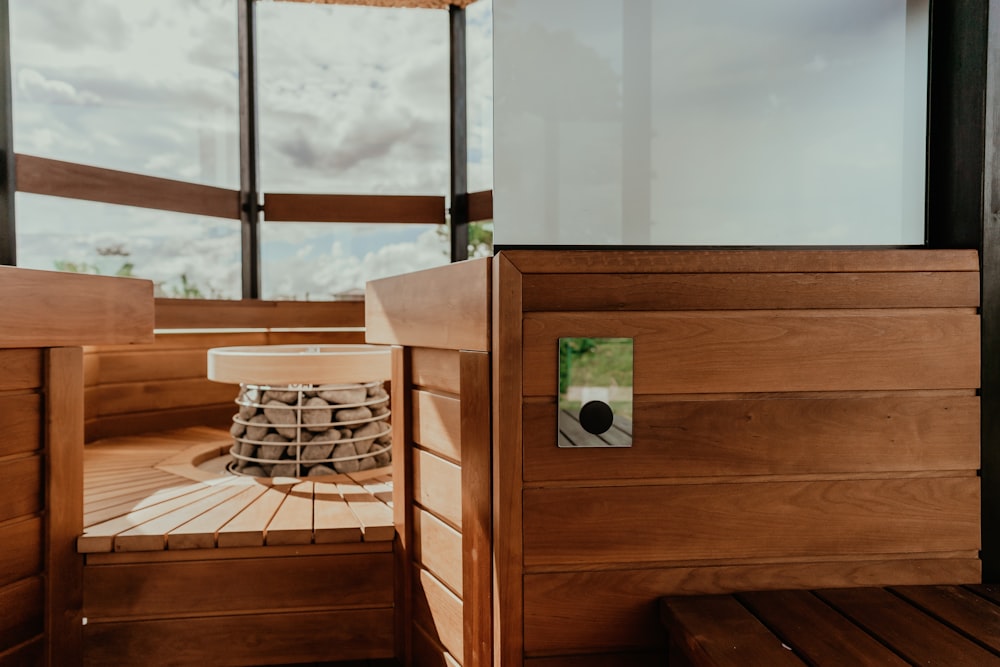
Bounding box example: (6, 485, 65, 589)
(18, 68, 101, 105)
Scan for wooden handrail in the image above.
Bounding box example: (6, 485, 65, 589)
(15, 154, 241, 220)
(263, 192, 445, 224)
(467, 189, 493, 222)
(154, 297, 365, 330)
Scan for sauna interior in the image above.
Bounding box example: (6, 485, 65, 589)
(2, 0, 1000, 666)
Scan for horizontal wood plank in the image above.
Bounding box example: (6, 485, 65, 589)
(85, 404, 234, 442)
(365, 257, 490, 351)
(89, 378, 236, 418)
(412, 347, 461, 394)
(816, 587, 999, 665)
(467, 189, 493, 222)
(0, 519, 42, 589)
(522, 271, 980, 312)
(523, 559, 981, 654)
(16, 153, 239, 220)
(0, 266, 153, 347)
(524, 652, 663, 667)
(660, 595, 805, 666)
(264, 192, 445, 224)
(737, 590, 910, 665)
(412, 622, 462, 667)
(523, 478, 980, 567)
(501, 249, 980, 275)
(1, 457, 42, 524)
(154, 298, 365, 330)
(523, 310, 980, 395)
(91, 348, 211, 384)
(413, 448, 462, 530)
(0, 350, 41, 391)
(89, 331, 269, 354)
(523, 395, 980, 482)
(889, 585, 1000, 654)
(0, 636, 44, 666)
(413, 389, 462, 464)
(82, 608, 393, 666)
(83, 552, 393, 618)
(414, 508, 464, 597)
(413, 566, 464, 661)
(0, 577, 43, 653)
(0, 394, 41, 460)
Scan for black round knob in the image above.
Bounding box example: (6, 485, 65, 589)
(579, 400, 614, 435)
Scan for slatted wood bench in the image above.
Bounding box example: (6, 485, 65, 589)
(661, 585, 1000, 666)
(79, 426, 396, 666)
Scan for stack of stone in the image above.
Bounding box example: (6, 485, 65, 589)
(228, 381, 391, 478)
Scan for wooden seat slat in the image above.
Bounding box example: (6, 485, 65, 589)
(216, 486, 288, 548)
(816, 588, 1000, 665)
(83, 473, 185, 503)
(314, 482, 364, 544)
(83, 482, 208, 527)
(79, 482, 231, 553)
(166, 484, 270, 550)
(338, 481, 394, 542)
(737, 589, 908, 665)
(265, 481, 315, 546)
(890, 585, 1000, 654)
(970, 584, 1000, 605)
(115, 480, 249, 552)
(660, 595, 805, 667)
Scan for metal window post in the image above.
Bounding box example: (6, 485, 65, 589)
(449, 4, 469, 262)
(0, 0, 15, 266)
(238, 0, 261, 298)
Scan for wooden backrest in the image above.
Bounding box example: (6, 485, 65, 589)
(493, 249, 982, 662)
(84, 298, 366, 442)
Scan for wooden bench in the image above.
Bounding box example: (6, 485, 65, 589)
(80, 426, 397, 666)
(661, 586, 1000, 666)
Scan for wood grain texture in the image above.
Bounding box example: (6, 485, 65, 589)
(82, 608, 393, 667)
(523, 478, 980, 567)
(660, 595, 805, 666)
(737, 590, 910, 665)
(414, 508, 463, 597)
(83, 552, 393, 618)
(413, 389, 462, 463)
(501, 249, 980, 275)
(524, 652, 663, 667)
(154, 297, 365, 329)
(0, 577, 43, 658)
(816, 587, 999, 665)
(366, 257, 491, 351)
(263, 192, 445, 224)
(0, 519, 42, 590)
(413, 447, 463, 530)
(413, 566, 464, 661)
(85, 404, 234, 442)
(467, 189, 493, 222)
(265, 481, 314, 546)
(91, 348, 211, 384)
(523, 310, 980, 395)
(392, 345, 415, 665)
(2, 456, 42, 524)
(0, 350, 41, 391)
(413, 623, 462, 667)
(16, 153, 240, 219)
(89, 378, 237, 417)
(523, 559, 981, 654)
(0, 636, 43, 666)
(45, 348, 84, 666)
(313, 482, 364, 544)
(523, 395, 980, 482)
(412, 347, 461, 394)
(0, 266, 153, 347)
(0, 393, 41, 460)
(522, 271, 980, 311)
(890, 585, 1000, 653)
(461, 350, 493, 667)
(492, 253, 524, 666)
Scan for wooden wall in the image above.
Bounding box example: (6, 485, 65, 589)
(81, 544, 394, 667)
(0, 267, 154, 666)
(366, 259, 492, 667)
(84, 299, 365, 442)
(493, 250, 982, 664)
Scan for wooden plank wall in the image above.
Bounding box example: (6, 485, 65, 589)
(494, 250, 983, 664)
(84, 299, 366, 442)
(81, 544, 394, 667)
(0, 349, 47, 665)
(367, 258, 492, 667)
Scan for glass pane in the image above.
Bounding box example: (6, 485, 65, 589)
(261, 222, 449, 300)
(467, 0, 494, 194)
(15, 193, 241, 299)
(494, 0, 929, 246)
(257, 2, 449, 196)
(10, 0, 239, 188)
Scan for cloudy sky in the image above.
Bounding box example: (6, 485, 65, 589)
(11, 0, 493, 299)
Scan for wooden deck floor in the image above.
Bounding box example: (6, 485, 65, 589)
(80, 427, 394, 553)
